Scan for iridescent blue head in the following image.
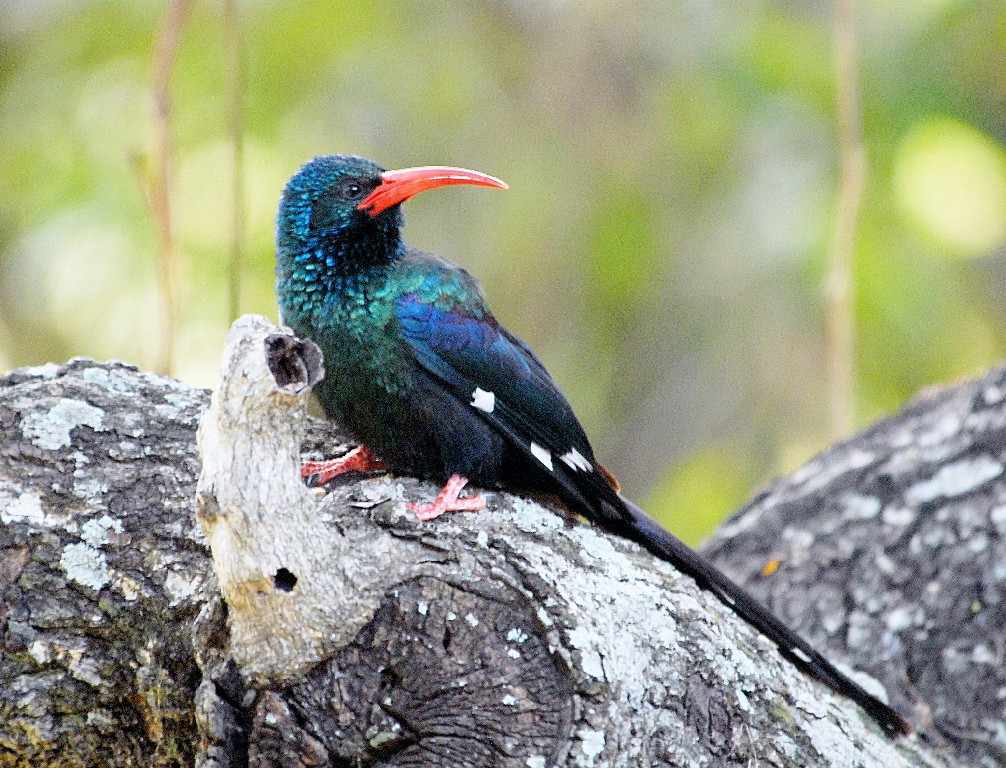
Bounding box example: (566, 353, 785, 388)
(276, 154, 507, 315)
(277, 154, 399, 282)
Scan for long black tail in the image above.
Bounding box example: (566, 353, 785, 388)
(607, 494, 911, 737)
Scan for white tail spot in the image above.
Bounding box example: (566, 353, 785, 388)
(790, 647, 813, 664)
(560, 447, 592, 472)
(530, 442, 553, 471)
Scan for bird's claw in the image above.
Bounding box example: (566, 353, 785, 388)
(300, 445, 388, 486)
(409, 474, 486, 521)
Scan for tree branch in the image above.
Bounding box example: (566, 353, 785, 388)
(1, 316, 992, 765)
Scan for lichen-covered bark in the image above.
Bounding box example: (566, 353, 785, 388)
(0, 355, 349, 767)
(703, 369, 1006, 768)
(0, 359, 211, 767)
(0, 315, 990, 767)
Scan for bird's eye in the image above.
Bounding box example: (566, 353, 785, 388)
(339, 180, 365, 201)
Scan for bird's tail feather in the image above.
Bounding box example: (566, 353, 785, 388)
(608, 494, 912, 737)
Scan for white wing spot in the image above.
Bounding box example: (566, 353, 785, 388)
(470, 387, 496, 413)
(530, 442, 553, 471)
(560, 447, 593, 472)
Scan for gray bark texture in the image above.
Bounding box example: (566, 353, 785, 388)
(0, 314, 998, 767)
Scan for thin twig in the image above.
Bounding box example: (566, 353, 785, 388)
(149, 0, 193, 376)
(224, 0, 245, 321)
(826, 0, 866, 439)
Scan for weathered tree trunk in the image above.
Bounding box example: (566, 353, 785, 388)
(0, 314, 997, 766)
(703, 371, 1006, 768)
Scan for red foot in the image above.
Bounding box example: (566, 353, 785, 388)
(409, 475, 485, 521)
(301, 445, 389, 486)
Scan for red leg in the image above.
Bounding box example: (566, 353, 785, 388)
(409, 474, 485, 521)
(301, 445, 389, 486)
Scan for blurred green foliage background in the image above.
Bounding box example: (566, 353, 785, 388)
(2, 1, 1005, 544)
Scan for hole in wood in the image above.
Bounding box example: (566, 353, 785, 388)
(264, 334, 324, 392)
(274, 567, 298, 592)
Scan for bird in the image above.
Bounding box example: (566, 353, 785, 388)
(274, 153, 911, 737)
